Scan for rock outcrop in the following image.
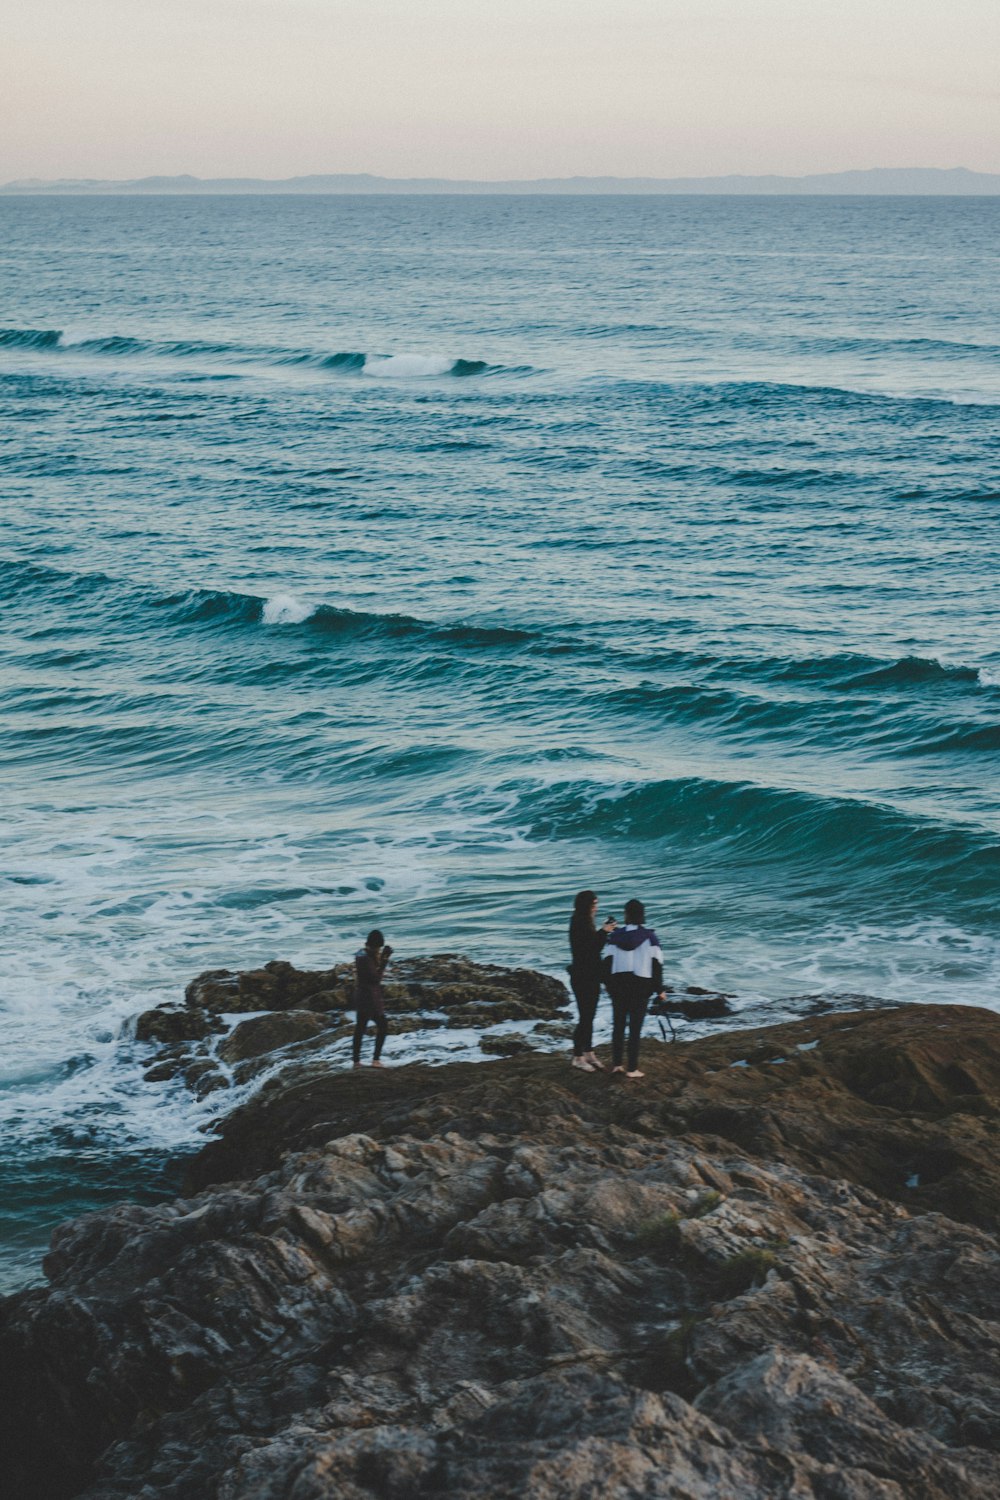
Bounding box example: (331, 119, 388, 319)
(132, 955, 575, 1097)
(2, 999, 999, 1500)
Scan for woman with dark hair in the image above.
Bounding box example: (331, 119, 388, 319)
(352, 928, 393, 1069)
(568, 890, 617, 1072)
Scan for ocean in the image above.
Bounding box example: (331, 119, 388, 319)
(1, 193, 998, 1293)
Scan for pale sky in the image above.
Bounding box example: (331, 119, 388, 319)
(2, 0, 998, 181)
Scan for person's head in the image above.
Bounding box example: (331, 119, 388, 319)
(573, 889, 599, 924)
(366, 928, 385, 950)
(623, 898, 645, 925)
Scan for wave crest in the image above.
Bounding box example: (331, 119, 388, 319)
(0, 327, 62, 349)
(0, 327, 506, 379)
(262, 594, 315, 626)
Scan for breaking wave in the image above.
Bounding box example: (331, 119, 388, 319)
(0, 327, 508, 379)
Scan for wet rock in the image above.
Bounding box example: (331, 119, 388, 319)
(134, 1007, 223, 1044)
(296, 987, 352, 1013)
(140, 955, 570, 1096)
(4, 1003, 1000, 1500)
(180, 1059, 229, 1099)
(229, 1023, 357, 1086)
(217, 1010, 328, 1065)
(386, 1015, 447, 1034)
(479, 1033, 537, 1056)
(656, 992, 733, 1020)
(186, 961, 345, 1015)
(142, 1059, 184, 1083)
(532, 1020, 575, 1039)
(393, 954, 568, 1010)
(182, 955, 567, 1023)
(447, 998, 550, 1026)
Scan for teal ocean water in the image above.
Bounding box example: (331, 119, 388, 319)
(1, 195, 999, 1291)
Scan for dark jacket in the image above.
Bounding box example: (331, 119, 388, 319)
(354, 947, 386, 1015)
(568, 915, 607, 980)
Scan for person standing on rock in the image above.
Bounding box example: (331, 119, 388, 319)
(604, 898, 665, 1079)
(352, 929, 393, 1069)
(568, 890, 617, 1072)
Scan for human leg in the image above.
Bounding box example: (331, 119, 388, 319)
(372, 1013, 388, 1063)
(571, 976, 600, 1058)
(610, 986, 628, 1069)
(352, 1013, 369, 1066)
(627, 993, 649, 1073)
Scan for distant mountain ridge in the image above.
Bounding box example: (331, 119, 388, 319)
(3, 167, 1000, 196)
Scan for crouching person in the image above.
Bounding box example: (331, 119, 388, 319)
(605, 899, 664, 1079)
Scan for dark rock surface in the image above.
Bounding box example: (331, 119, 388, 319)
(137, 955, 572, 1097)
(2, 1000, 999, 1499)
(217, 1010, 328, 1065)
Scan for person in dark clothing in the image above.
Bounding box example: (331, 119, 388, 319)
(352, 928, 393, 1068)
(568, 890, 617, 1072)
(604, 898, 665, 1079)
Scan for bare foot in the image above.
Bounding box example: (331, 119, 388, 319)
(611, 1065, 626, 1075)
(352, 1062, 363, 1070)
(625, 1069, 645, 1079)
(571, 1056, 596, 1072)
(371, 1060, 386, 1069)
(585, 1052, 606, 1072)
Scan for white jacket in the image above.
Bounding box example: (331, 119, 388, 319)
(606, 924, 663, 980)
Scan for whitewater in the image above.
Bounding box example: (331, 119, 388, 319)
(1, 193, 998, 1291)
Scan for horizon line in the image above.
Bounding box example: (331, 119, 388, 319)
(4, 165, 1000, 197)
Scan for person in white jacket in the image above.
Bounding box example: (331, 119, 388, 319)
(604, 898, 666, 1078)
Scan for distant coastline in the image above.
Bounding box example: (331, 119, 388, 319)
(3, 166, 1000, 196)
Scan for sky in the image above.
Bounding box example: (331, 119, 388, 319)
(2, 0, 999, 182)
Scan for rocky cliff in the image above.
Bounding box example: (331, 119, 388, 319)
(2, 970, 999, 1500)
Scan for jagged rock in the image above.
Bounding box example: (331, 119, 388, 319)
(229, 1023, 357, 1086)
(391, 955, 568, 1010)
(532, 1020, 575, 1039)
(296, 987, 352, 1012)
(134, 1007, 223, 1044)
(2, 1002, 1000, 1500)
(654, 993, 733, 1020)
(217, 1009, 328, 1064)
(180, 1059, 229, 1098)
(479, 1033, 537, 1056)
(182, 956, 568, 1021)
(695, 1346, 1000, 1492)
(142, 1059, 183, 1083)
(185, 961, 345, 1015)
(387, 1014, 447, 1034)
(447, 998, 550, 1026)
(140, 956, 570, 1096)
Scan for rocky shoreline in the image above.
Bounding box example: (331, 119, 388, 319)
(2, 959, 999, 1499)
(131, 955, 733, 1099)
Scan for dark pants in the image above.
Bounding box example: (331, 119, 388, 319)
(570, 974, 601, 1056)
(608, 975, 652, 1071)
(352, 1010, 387, 1065)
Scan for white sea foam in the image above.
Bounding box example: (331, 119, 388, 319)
(262, 593, 314, 625)
(365, 353, 454, 379)
(925, 652, 1000, 688)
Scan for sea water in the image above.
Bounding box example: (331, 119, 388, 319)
(1, 194, 998, 1290)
